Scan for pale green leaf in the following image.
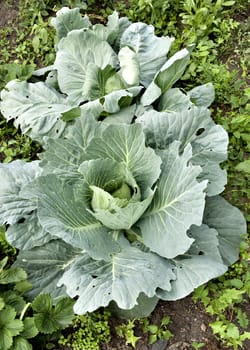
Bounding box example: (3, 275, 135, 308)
(236, 160, 250, 173)
(6, 211, 53, 250)
(120, 23, 173, 86)
(58, 238, 175, 314)
(22, 175, 120, 261)
(187, 83, 215, 107)
(0, 160, 41, 225)
(158, 88, 192, 112)
(203, 196, 246, 265)
(20, 318, 38, 339)
(85, 123, 162, 192)
(158, 224, 226, 300)
(141, 48, 190, 105)
(51, 7, 90, 41)
(0, 81, 72, 142)
(137, 142, 207, 259)
(54, 29, 119, 103)
(15, 239, 80, 300)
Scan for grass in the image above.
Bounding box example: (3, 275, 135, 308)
(0, 0, 249, 349)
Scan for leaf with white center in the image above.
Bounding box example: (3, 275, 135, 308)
(51, 7, 90, 41)
(158, 88, 192, 112)
(0, 160, 41, 225)
(85, 123, 162, 192)
(203, 196, 246, 265)
(120, 23, 173, 87)
(187, 83, 215, 107)
(137, 142, 207, 259)
(141, 48, 191, 105)
(6, 211, 53, 250)
(21, 175, 120, 261)
(157, 224, 227, 300)
(14, 239, 80, 300)
(58, 239, 175, 314)
(39, 114, 100, 177)
(137, 107, 228, 195)
(54, 29, 119, 103)
(0, 81, 73, 142)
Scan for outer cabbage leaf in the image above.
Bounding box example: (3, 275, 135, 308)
(0, 81, 73, 142)
(137, 107, 228, 195)
(120, 23, 173, 87)
(203, 196, 246, 265)
(21, 175, 120, 261)
(137, 142, 207, 259)
(85, 123, 162, 192)
(6, 211, 53, 250)
(158, 88, 192, 112)
(54, 29, 119, 103)
(0, 160, 41, 225)
(58, 237, 175, 314)
(187, 83, 215, 108)
(141, 48, 191, 106)
(51, 7, 91, 41)
(15, 239, 80, 300)
(157, 224, 227, 300)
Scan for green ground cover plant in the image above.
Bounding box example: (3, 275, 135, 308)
(0, 0, 249, 349)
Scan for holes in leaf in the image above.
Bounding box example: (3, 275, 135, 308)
(17, 217, 26, 224)
(91, 275, 98, 279)
(195, 128, 205, 136)
(198, 251, 204, 256)
(26, 95, 29, 98)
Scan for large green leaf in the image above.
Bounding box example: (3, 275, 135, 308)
(203, 196, 246, 265)
(141, 48, 191, 105)
(58, 237, 175, 314)
(0, 160, 41, 226)
(0, 81, 73, 142)
(22, 175, 120, 261)
(6, 211, 53, 250)
(54, 29, 119, 103)
(137, 107, 228, 195)
(158, 88, 192, 112)
(120, 23, 173, 87)
(157, 224, 227, 300)
(15, 239, 80, 300)
(39, 114, 100, 177)
(85, 123, 162, 192)
(51, 7, 90, 41)
(137, 142, 207, 259)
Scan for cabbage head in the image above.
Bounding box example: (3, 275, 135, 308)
(0, 8, 246, 318)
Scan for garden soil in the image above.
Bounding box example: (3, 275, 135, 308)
(1, 1, 249, 350)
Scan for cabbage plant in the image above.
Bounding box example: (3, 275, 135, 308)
(0, 8, 246, 318)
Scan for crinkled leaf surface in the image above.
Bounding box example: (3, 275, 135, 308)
(58, 237, 175, 314)
(15, 239, 80, 300)
(203, 196, 246, 265)
(85, 123, 162, 192)
(137, 142, 207, 259)
(141, 48, 190, 105)
(6, 211, 53, 250)
(39, 114, 100, 177)
(51, 7, 90, 40)
(54, 29, 119, 103)
(120, 23, 173, 87)
(157, 224, 227, 300)
(137, 107, 228, 195)
(0, 81, 72, 142)
(0, 160, 41, 225)
(21, 175, 120, 261)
